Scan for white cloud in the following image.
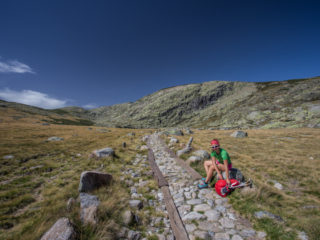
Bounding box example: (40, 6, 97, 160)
(0, 88, 68, 109)
(83, 103, 98, 109)
(0, 59, 34, 74)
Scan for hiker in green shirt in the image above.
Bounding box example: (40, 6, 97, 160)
(198, 139, 232, 189)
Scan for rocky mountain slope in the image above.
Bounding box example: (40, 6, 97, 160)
(1, 76, 319, 129)
(63, 76, 320, 129)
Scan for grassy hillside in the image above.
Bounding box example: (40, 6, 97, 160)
(165, 128, 320, 239)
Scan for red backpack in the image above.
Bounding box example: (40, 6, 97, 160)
(215, 179, 240, 197)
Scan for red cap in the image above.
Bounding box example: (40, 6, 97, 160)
(211, 139, 220, 146)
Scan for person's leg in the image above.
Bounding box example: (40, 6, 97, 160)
(203, 160, 212, 176)
(205, 165, 216, 183)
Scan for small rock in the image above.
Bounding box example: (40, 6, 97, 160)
(140, 145, 148, 151)
(193, 150, 210, 159)
(122, 210, 134, 226)
(257, 231, 267, 238)
(254, 211, 283, 222)
(187, 156, 203, 164)
(127, 230, 141, 240)
(3, 155, 14, 160)
(67, 198, 75, 211)
(79, 193, 100, 225)
(40, 217, 75, 240)
(219, 217, 235, 228)
(47, 136, 64, 141)
(187, 199, 203, 205)
(169, 138, 179, 144)
(194, 204, 211, 212)
(230, 131, 248, 138)
(297, 231, 308, 240)
(231, 235, 243, 240)
(239, 229, 256, 238)
(167, 129, 184, 136)
(215, 232, 230, 240)
(92, 147, 114, 158)
(182, 212, 205, 221)
(129, 200, 143, 210)
(127, 132, 136, 137)
(176, 147, 191, 157)
(274, 182, 283, 190)
(185, 224, 197, 232)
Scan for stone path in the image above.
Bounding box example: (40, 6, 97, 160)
(148, 133, 266, 240)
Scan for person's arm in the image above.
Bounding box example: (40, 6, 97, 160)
(223, 159, 230, 185)
(212, 157, 223, 179)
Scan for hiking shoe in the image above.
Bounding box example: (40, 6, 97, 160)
(201, 177, 213, 183)
(198, 182, 209, 189)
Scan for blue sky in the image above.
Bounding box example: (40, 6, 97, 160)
(0, 0, 319, 109)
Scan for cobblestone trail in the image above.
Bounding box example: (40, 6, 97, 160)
(148, 133, 266, 240)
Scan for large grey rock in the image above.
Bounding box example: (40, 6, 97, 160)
(230, 131, 248, 138)
(47, 136, 64, 141)
(222, 168, 245, 182)
(79, 193, 100, 225)
(78, 171, 112, 192)
(193, 150, 210, 159)
(92, 147, 114, 158)
(40, 217, 75, 240)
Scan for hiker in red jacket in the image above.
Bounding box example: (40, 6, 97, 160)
(198, 139, 232, 189)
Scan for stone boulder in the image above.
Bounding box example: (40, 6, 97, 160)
(3, 155, 14, 160)
(40, 217, 75, 240)
(80, 193, 100, 225)
(187, 156, 202, 164)
(47, 136, 64, 141)
(222, 168, 245, 182)
(92, 147, 114, 158)
(169, 137, 179, 144)
(193, 150, 210, 160)
(127, 132, 136, 137)
(230, 131, 248, 138)
(78, 171, 112, 192)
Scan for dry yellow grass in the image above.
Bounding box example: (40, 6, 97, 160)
(0, 108, 153, 240)
(168, 128, 320, 239)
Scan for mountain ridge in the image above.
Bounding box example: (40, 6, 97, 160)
(1, 76, 319, 129)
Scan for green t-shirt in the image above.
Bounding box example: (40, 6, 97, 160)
(211, 148, 231, 164)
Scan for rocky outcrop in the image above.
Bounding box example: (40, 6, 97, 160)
(40, 218, 75, 240)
